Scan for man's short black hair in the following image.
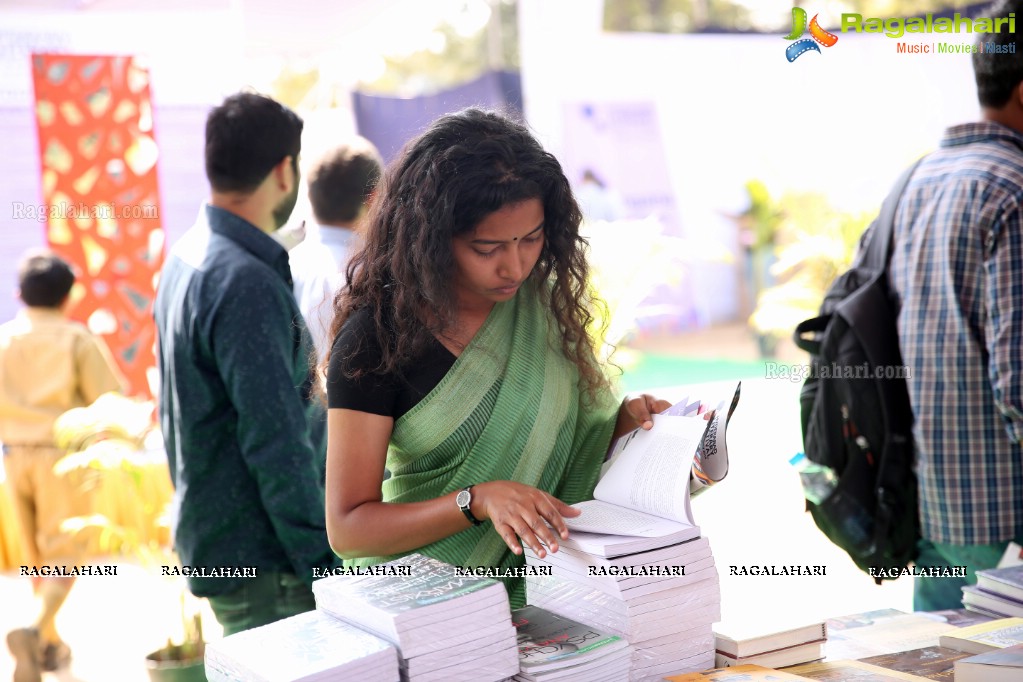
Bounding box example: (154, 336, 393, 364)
(204, 91, 304, 194)
(307, 137, 384, 225)
(18, 249, 75, 308)
(973, 0, 1023, 108)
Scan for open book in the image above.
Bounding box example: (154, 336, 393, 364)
(559, 382, 740, 556)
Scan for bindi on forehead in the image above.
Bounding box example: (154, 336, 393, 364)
(469, 222, 544, 245)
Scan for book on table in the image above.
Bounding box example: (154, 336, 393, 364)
(713, 618, 827, 658)
(786, 658, 932, 680)
(204, 609, 400, 682)
(663, 663, 815, 681)
(937, 616, 1023, 654)
(823, 608, 967, 659)
(858, 645, 973, 681)
(511, 605, 630, 681)
(953, 642, 1023, 682)
(558, 382, 740, 558)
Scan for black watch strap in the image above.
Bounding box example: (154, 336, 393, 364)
(458, 485, 482, 526)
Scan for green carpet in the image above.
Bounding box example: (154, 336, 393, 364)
(617, 352, 771, 393)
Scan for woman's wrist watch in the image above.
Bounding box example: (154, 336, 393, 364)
(456, 485, 483, 526)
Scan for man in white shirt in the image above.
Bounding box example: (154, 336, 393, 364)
(290, 136, 383, 363)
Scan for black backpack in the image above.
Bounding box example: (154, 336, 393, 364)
(793, 160, 923, 584)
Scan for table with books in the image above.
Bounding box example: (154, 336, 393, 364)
(203, 489, 724, 682)
(686, 604, 1023, 681)
(201, 549, 1023, 682)
(200, 381, 1023, 681)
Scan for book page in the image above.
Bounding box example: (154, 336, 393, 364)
(563, 499, 694, 537)
(594, 415, 707, 523)
(603, 382, 740, 499)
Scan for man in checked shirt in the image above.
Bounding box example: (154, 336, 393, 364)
(889, 0, 1023, 610)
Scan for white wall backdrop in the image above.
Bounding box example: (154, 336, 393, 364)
(0, 0, 985, 328)
(518, 0, 980, 325)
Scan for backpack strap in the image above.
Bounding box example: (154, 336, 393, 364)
(859, 157, 926, 272)
(793, 315, 828, 355)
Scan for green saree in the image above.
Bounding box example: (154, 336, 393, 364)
(350, 284, 619, 607)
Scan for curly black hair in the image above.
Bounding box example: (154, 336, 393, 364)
(326, 108, 610, 398)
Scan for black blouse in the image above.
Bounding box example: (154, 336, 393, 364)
(326, 307, 455, 420)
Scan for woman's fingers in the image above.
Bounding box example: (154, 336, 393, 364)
(629, 394, 673, 429)
(493, 501, 570, 557)
(635, 397, 655, 427)
(507, 516, 549, 558)
(480, 483, 579, 556)
(546, 497, 581, 540)
(553, 497, 581, 516)
(495, 524, 525, 556)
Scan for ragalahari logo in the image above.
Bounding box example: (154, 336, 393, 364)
(784, 7, 839, 62)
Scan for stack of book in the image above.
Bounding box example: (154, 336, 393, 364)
(712, 619, 826, 669)
(511, 604, 631, 681)
(312, 553, 519, 682)
(963, 565, 1023, 618)
(205, 609, 400, 681)
(519, 392, 735, 681)
(524, 533, 720, 681)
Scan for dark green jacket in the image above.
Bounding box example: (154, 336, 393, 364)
(154, 204, 339, 597)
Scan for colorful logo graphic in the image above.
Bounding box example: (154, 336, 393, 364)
(784, 7, 839, 62)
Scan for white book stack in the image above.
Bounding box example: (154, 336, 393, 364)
(517, 384, 737, 680)
(312, 553, 519, 682)
(525, 534, 720, 682)
(204, 609, 400, 682)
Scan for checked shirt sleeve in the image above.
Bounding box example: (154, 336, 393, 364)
(984, 200, 1023, 443)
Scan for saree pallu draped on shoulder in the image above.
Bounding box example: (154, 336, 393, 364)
(348, 285, 619, 607)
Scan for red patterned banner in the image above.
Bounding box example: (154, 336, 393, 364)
(30, 54, 164, 398)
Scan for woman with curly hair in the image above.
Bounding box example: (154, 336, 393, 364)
(323, 108, 667, 606)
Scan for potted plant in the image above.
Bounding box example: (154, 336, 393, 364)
(144, 600, 206, 681)
(53, 393, 208, 680)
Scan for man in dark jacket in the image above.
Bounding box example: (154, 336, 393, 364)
(153, 91, 339, 635)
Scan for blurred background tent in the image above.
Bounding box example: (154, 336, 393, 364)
(0, 0, 986, 368)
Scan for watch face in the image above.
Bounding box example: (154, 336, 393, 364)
(456, 489, 471, 508)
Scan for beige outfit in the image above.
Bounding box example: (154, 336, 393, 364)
(0, 307, 125, 563)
